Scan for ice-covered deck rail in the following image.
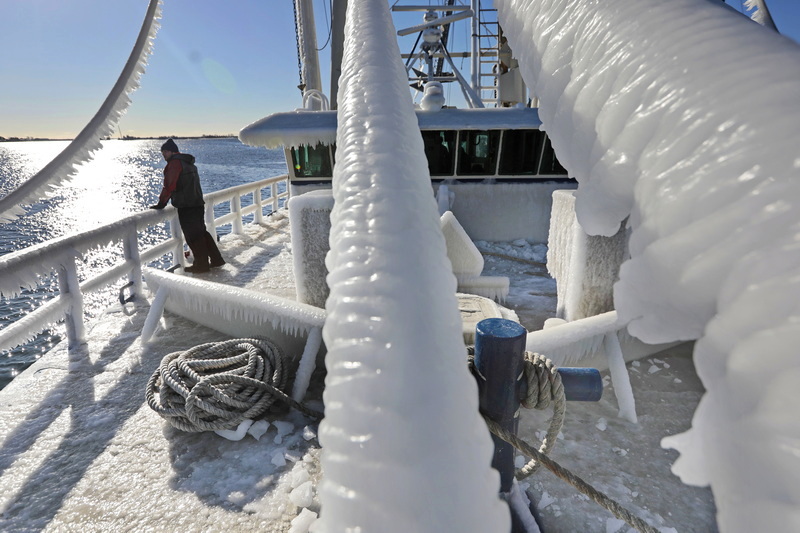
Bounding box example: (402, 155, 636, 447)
(0, 174, 289, 354)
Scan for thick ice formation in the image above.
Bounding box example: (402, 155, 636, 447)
(497, 0, 800, 529)
(288, 190, 335, 307)
(316, 0, 509, 531)
(141, 267, 325, 339)
(440, 210, 484, 281)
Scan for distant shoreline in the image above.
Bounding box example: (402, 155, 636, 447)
(0, 134, 236, 143)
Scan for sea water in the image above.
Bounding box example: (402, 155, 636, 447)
(0, 137, 288, 389)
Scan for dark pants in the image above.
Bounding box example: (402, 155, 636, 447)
(177, 206, 224, 268)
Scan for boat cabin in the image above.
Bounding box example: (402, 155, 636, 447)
(240, 107, 571, 183)
(239, 106, 576, 243)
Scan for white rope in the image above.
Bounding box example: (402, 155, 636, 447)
(146, 338, 321, 433)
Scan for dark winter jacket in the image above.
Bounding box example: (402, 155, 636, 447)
(157, 153, 205, 208)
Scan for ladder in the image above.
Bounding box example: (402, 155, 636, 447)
(474, 1, 501, 106)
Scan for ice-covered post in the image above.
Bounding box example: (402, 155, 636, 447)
(57, 255, 86, 349)
(204, 203, 216, 238)
(169, 213, 184, 267)
(123, 226, 142, 298)
(254, 186, 264, 224)
(270, 182, 279, 213)
(231, 194, 244, 234)
(316, 0, 509, 531)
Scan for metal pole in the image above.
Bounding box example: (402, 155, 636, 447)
(471, 0, 480, 93)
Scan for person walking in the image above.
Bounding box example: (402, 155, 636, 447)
(150, 139, 225, 273)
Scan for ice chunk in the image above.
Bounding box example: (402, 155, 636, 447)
(289, 480, 314, 508)
(215, 419, 253, 441)
(289, 508, 318, 533)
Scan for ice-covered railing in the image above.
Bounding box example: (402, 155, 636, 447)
(0, 174, 288, 354)
(315, 1, 509, 532)
(497, 0, 800, 530)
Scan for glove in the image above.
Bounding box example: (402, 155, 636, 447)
(149, 203, 165, 210)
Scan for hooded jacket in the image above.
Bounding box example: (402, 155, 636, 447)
(157, 153, 205, 208)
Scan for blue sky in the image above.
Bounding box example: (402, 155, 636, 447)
(0, 0, 797, 139)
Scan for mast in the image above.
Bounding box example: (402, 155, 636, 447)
(330, 0, 348, 110)
(471, 0, 479, 94)
(294, 0, 325, 109)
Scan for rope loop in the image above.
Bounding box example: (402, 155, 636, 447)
(467, 347, 567, 479)
(516, 351, 566, 478)
(146, 338, 321, 433)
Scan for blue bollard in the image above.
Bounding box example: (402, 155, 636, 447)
(475, 318, 604, 533)
(474, 319, 604, 491)
(474, 318, 527, 494)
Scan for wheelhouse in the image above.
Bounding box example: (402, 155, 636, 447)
(240, 107, 571, 183)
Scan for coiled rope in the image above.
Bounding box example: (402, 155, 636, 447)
(474, 349, 658, 533)
(146, 338, 322, 432)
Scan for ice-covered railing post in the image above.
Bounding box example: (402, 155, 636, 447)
(57, 255, 86, 349)
(168, 213, 184, 267)
(498, 0, 800, 529)
(316, 0, 509, 531)
(231, 195, 244, 235)
(123, 228, 142, 299)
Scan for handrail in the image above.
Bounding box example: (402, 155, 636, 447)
(0, 174, 290, 353)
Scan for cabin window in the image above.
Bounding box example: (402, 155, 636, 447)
(421, 130, 457, 176)
(290, 143, 333, 178)
(498, 129, 543, 175)
(456, 130, 501, 176)
(538, 135, 568, 175)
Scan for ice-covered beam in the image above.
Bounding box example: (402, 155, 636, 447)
(497, 0, 800, 530)
(315, 1, 509, 531)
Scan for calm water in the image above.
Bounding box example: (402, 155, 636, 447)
(0, 138, 288, 389)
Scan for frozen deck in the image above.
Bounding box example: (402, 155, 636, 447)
(0, 213, 715, 532)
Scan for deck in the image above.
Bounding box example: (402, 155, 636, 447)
(0, 213, 715, 532)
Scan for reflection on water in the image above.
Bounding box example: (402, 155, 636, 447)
(0, 138, 288, 389)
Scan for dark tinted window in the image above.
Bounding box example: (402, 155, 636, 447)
(290, 143, 333, 178)
(421, 130, 457, 176)
(456, 130, 501, 176)
(498, 129, 544, 175)
(538, 134, 568, 175)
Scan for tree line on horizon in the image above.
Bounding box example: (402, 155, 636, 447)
(0, 134, 236, 142)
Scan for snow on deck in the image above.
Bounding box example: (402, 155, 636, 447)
(0, 212, 716, 531)
(0, 212, 326, 531)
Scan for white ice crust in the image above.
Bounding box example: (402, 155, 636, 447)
(497, 0, 800, 529)
(315, 1, 510, 532)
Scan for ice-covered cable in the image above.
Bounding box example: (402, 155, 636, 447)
(744, 0, 778, 31)
(0, 0, 163, 224)
(315, 1, 509, 531)
(497, 0, 800, 530)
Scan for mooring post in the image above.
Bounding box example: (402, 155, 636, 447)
(474, 317, 526, 493)
(474, 318, 605, 532)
